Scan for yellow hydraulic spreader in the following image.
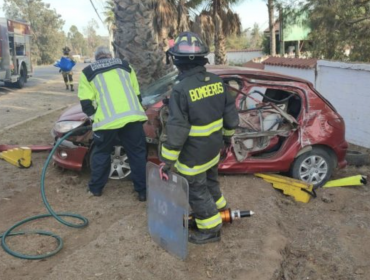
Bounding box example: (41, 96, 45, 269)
(255, 173, 316, 203)
(0, 147, 32, 168)
(323, 175, 367, 188)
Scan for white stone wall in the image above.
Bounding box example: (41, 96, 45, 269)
(207, 51, 263, 65)
(316, 61, 370, 148)
(264, 65, 316, 86)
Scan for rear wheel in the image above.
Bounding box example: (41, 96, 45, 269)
(15, 66, 27, 89)
(291, 147, 334, 188)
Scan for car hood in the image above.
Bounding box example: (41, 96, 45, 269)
(58, 104, 87, 122)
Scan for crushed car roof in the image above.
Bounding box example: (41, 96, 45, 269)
(206, 65, 312, 85)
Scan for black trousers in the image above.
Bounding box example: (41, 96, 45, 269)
(62, 71, 73, 86)
(183, 164, 223, 233)
(89, 122, 147, 195)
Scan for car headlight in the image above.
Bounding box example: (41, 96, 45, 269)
(54, 121, 85, 133)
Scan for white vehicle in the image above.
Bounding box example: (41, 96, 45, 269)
(0, 18, 33, 88)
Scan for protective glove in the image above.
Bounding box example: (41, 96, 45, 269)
(159, 162, 171, 181)
(223, 136, 232, 147)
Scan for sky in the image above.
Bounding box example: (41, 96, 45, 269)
(0, 0, 269, 36)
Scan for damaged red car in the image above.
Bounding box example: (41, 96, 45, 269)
(52, 66, 348, 188)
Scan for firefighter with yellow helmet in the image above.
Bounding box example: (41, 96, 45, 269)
(160, 32, 239, 244)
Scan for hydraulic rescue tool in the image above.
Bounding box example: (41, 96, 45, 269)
(0, 126, 90, 260)
(323, 175, 367, 188)
(187, 208, 254, 228)
(255, 173, 316, 203)
(0, 147, 32, 168)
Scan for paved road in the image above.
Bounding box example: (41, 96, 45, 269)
(0, 63, 86, 131)
(0, 63, 85, 93)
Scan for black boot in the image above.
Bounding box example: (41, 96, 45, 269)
(138, 191, 146, 202)
(66, 85, 69, 90)
(70, 85, 74, 92)
(188, 230, 221, 244)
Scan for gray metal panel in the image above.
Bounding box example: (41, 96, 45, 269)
(146, 162, 189, 260)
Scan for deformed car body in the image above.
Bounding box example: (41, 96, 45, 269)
(52, 65, 348, 187)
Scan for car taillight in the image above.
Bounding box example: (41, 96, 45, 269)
(328, 118, 345, 130)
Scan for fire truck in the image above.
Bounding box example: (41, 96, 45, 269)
(0, 18, 32, 88)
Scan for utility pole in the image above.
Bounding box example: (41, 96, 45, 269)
(267, 0, 276, 56)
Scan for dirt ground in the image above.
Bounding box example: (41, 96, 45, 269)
(0, 76, 370, 280)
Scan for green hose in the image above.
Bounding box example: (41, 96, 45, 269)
(0, 126, 90, 259)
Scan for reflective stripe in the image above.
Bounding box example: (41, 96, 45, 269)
(161, 145, 180, 161)
(92, 70, 147, 130)
(195, 213, 222, 230)
(216, 195, 227, 209)
(175, 154, 220, 176)
(93, 110, 146, 129)
(189, 118, 223, 137)
(98, 74, 116, 116)
(93, 76, 110, 119)
(223, 129, 235, 137)
(117, 69, 137, 111)
(123, 71, 141, 111)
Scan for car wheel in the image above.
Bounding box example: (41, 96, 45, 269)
(90, 145, 131, 180)
(291, 147, 334, 188)
(345, 150, 370, 166)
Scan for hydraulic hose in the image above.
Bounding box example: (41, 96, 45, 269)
(0, 126, 91, 259)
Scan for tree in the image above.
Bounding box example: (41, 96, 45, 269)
(302, 0, 370, 62)
(114, 0, 166, 86)
(83, 19, 107, 57)
(3, 0, 66, 64)
(225, 29, 250, 50)
(189, 0, 244, 64)
(250, 23, 263, 49)
(104, 0, 115, 54)
(67, 26, 88, 56)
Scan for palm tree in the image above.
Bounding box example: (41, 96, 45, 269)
(113, 0, 166, 86)
(104, 0, 116, 55)
(114, 0, 192, 86)
(189, 0, 243, 64)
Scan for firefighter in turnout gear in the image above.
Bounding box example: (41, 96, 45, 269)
(78, 46, 148, 201)
(161, 32, 239, 244)
(61, 46, 76, 91)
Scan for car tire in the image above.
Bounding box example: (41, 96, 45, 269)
(89, 144, 132, 180)
(15, 66, 26, 89)
(4, 81, 13, 88)
(290, 147, 334, 189)
(345, 150, 370, 166)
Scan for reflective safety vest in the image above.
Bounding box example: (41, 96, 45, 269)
(161, 66, 239, 176)
(78, 58, 147, 131)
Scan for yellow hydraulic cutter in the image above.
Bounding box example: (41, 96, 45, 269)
(0, 147, 32, 168)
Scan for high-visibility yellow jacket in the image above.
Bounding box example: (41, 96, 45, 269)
(161, 66, 239, 176)
(78, 58, 147, 131)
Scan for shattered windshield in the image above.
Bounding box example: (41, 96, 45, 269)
(141, 71, 178, 106)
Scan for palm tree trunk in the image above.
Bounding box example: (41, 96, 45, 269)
(213, 0, 227, 65)
(268, 0, 276, 56)
(114, 0, 166, 86)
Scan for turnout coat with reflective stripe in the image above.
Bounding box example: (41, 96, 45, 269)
(162, 66, 239, 176)
(78, 58, 147, 131)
